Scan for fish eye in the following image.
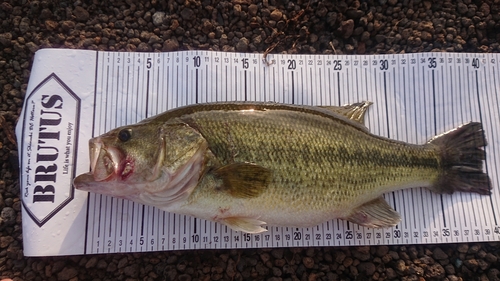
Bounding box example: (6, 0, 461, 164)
(118, 129, 132, 142)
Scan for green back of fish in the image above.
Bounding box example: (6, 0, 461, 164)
(158, 103, 441, 212)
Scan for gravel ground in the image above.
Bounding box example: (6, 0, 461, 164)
(1, 0, 500, 280)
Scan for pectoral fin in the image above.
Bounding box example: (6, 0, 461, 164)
(345, 197, 401, 228)
(214, 163, 272, 198)
(223, 217, 267, 233)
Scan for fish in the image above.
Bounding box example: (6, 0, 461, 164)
(73, 101, 492, 233)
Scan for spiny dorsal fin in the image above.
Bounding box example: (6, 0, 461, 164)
(319, 101, 373, 125)
(345, 197, 400, 228)
(214, 163, 272, 198)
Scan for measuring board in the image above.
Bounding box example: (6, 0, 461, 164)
(17, 49, 500, 256)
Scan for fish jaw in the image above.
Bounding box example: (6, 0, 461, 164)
(73, 137, 140, 197)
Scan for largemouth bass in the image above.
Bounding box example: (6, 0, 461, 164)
(74, 102, 491, 233)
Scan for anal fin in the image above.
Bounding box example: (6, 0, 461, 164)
(223, 217, 267, 233)
(345, 197, 401, 228)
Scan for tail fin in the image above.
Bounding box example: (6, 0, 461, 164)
(429, 122, 491, 195)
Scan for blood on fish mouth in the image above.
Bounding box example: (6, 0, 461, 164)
(89, 138, 129, 182)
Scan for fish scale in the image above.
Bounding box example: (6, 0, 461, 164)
(174, 107, 440, 221)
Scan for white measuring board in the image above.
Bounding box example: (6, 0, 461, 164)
(17, 49, 500, 256)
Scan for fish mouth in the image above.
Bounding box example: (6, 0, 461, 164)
(74, 137, 126, 189)
(91, 139, 124, 182)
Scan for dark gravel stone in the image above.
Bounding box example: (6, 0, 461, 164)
(352, 246, 371, 261)
(57, 267, 78, 281)
(488, 268, 500, 281)
(357, 262, 376, 275)
(432, 247, 448, 260)
(340, 19, 355, 38)
(73, 6, 89, 22)
(163, 38, 179, 51)
(1, 207, 15, 225)
(425, 263, 445, 279)
(181, 8, 195, 21)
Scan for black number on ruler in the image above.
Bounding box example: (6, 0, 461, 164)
(139, 237, 144, 245)
(243, 234, 251, 241)
(305, 234, 310, 240)
(333, 60, 342, 70)
(119, 240, 122, 246)
(255, 236, 260, 241)
(345, 231, 353, 239)
(107, 240, 111, 247)
(316, 234, 321, 240)
(472, 58, 480, 68)
(192, 234, 199, 242)
(193, 56, 201, 67)
(356, 233, 362, 239)
(442, 229, 450, 236)
(285, 234, 290, 240)
(242, 58, 249, 69)
(293, 231, 301, 240)
(485, 229, 491, 235)
(326, 233, 332, 239)
(366, 233, 371, 239)
(288, 59, 296, 69)
(428, 57, 437, 68)
(151, 239, 154, 245)
(275, 234, 281, 241)
(146, 58, 152, 69)
(494, 226, 500, 234)
(380, 59, 389, 70)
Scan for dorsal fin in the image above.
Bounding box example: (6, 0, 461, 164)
(319, 101, 373, 125)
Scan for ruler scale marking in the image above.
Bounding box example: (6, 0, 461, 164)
(80, 51, 499, 253)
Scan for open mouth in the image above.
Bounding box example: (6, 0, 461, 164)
(90, 138, 124, 182)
